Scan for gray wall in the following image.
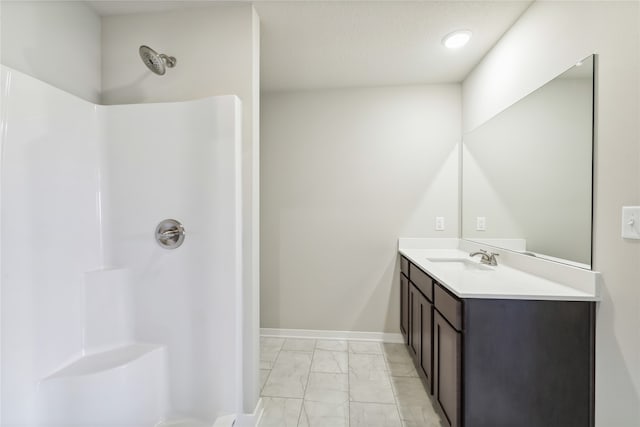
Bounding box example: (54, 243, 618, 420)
(462, 1, 640, 425)
(0, 1, 101, 103)
(261, 85, 460, 333)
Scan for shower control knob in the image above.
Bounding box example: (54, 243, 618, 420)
(155, 219, 185, 249)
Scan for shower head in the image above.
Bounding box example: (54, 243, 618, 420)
(139, 45, 176, 76)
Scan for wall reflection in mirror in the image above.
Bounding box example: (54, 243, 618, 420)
(462, 55, 594, 269)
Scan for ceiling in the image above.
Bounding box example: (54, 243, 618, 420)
(88, 1, 533, 92)
(89, 0, 217, 16)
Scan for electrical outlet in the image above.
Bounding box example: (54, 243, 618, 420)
(476, 216, 486, 231)
(622, 206, 640, 239)
(435, 217, 445, 231)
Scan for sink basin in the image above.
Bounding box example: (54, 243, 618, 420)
(426, 257, 494, 271)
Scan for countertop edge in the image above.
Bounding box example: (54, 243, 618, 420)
(399, 248, 600, 302)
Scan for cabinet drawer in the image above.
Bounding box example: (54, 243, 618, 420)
(434, 283, 462, 331)
(401, 256, 409, 276)
(409, 264, 433, 301)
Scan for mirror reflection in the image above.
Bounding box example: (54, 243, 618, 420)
(462, 55, 594, 268)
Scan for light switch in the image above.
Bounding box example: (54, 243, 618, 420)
(622, 206, 640, 239)
(476, 216, 486, 231)
(435, 217, 445, 231)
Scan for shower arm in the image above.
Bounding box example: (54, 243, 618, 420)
(159, 54, 177, 68)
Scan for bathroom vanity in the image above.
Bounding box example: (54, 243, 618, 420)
(398, 244, 598, 427)
(403, 54, 601, 427)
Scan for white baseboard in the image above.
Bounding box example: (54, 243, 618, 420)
(233, 397, 263, 427)
(260, 328, 404, 344)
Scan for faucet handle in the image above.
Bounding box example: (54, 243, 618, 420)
(487, 252, 500, 266)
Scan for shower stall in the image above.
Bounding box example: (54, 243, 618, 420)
(0, 65, 244, 426)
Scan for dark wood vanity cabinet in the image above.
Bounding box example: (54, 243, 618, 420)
(463, 299, 595, 427)
(399, 255, 595, 427)
(419, 289, 433, 391)
(433, 282, 462, 427)
(400, 259, 409, 343)
(400, 257, 434, 393)
(434, 310, 461, 427)
(409, 284, 433, 392)
(408, 284, 420, 358)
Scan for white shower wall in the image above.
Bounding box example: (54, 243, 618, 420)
(0, 65, 243, 425)
(103, 98, 243, 419)
(1, 65, 103, 425)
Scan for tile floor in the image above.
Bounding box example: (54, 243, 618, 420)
(258, 337, 443, 427)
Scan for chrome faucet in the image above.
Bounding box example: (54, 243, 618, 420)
(469, 249, 499, 266)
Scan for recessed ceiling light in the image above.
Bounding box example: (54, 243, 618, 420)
(442, 30, 472, 49)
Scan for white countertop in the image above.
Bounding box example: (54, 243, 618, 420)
(399, 245, 600, 301)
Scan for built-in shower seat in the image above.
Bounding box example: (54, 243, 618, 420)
(37, 268, 170, 426)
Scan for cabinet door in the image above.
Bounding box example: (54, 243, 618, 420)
(400, 274, 409, 343)
(434, 310, 461, 427)
(409, 284, 420, 359)
(420, 299, 433, 393)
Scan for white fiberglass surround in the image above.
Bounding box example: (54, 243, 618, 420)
(0, 65, 243, 426)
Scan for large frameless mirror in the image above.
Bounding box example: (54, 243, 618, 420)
(462, 55, 595, 269)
